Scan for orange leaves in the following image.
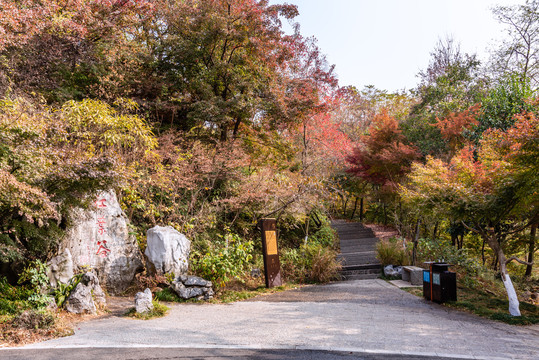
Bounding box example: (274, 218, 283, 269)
(433, 104, 481, 153)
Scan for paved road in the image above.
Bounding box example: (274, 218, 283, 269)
(0, 347, 475, 360)
(2, 280, 538, 360)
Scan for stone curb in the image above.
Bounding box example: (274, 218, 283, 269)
(3, 344, 508, 360)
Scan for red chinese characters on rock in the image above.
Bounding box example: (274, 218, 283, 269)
(95, 198, 111, 258)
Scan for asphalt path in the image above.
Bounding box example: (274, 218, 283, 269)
(1, 279, 538, 360)
(0, 347, 475, 360)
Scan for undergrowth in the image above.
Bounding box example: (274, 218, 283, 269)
(125, 301, 169, 320)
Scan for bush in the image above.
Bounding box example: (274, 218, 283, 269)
(376, 237, 408, 266)
(310, 220, 337, 248)
(0, 277, 33, 316)
(415, 238, 485, 277)
(18, 260, 54, 308)
(191, 233, 254, 287)
(281, 243, 341, 283)
(10, 309, 55, 329)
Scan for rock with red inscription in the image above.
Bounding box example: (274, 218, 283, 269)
(59, 190, 143, 294)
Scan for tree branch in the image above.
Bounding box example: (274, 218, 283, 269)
(505, 256, 533, 266)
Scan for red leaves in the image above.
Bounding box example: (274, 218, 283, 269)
(347, 110, 419, 189)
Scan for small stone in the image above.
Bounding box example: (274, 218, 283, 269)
(65, 272, 106, 314)
(250, 268, 261, 278)
(135, 288, 153, 314)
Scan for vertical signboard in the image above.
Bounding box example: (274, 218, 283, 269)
(259, 218, 282, 288)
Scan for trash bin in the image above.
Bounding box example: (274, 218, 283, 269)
(423, 262, 457, 303)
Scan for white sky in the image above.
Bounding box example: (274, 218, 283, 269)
(272, 0, 524, 92)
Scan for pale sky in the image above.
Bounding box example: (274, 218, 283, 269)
(272, 0, 524, 92)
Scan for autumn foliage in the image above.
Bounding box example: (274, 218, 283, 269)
(347, 110, 419, 189)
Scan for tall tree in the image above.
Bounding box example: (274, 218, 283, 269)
(347, 110, 419, 190)
(491, 0, 539, 87)
(401, 109, 539, 316)
(403, 37, 486, 157)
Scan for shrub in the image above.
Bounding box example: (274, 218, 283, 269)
(53, 273, 83, 308)
(307, 244, 341, 283)
(0, 277, 33, 316)
(10, 309, 55, 329)
(281, 243, 341, 283)
(415, 238, 485, 277)
(191, 233, 254, 287)
(376, 237, 408, 266)
(310, 220, 337, 248)
(18, 260, 54, 308)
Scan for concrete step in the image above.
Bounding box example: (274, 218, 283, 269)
(332, 221, 381, 282)
(340, 240, 378, 248)
(341, 273, 380, 280)
(341, 263, 381, 271)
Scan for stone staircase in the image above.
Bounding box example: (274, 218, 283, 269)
(332, 220, 382, 280)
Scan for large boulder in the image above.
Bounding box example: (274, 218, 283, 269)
(65, 272, 106, 314)
(145, 226, 190, 277)
(60, 190, 143, 294)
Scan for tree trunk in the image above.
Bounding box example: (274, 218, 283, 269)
(487, 235, 521, 316)
(220, 124, 228, 142)
(343, 198, 349, 217)
(412, 219, 421, 266)
(432, 222, 439, 240)
(481, 237, 486, 265)
(350, 197, 359, 219)
(525, 224, 536, 277)
(359, 198, 364, 222)
(304, 217, 310, 247)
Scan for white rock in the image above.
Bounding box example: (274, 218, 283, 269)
(145, 226, 190, 277)
(135, 288, 153, 314)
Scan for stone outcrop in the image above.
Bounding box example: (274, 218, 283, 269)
(171, 275, 214, 300)
(145, 226, 190, 277)
(135, 288, 154, 314)
(60, 190, 143, 294)
(47, 248, 74, 288)
(65, 272, 106, 314)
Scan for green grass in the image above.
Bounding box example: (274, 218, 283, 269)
(153, 283, 297, 304)
(153, 287, 180, 302)
(125, 300, 169, 320)
(403, 285, 539, 325)
(213, 284, 290, 303)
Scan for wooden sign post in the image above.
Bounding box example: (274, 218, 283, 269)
(259, 218, 282, 288)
